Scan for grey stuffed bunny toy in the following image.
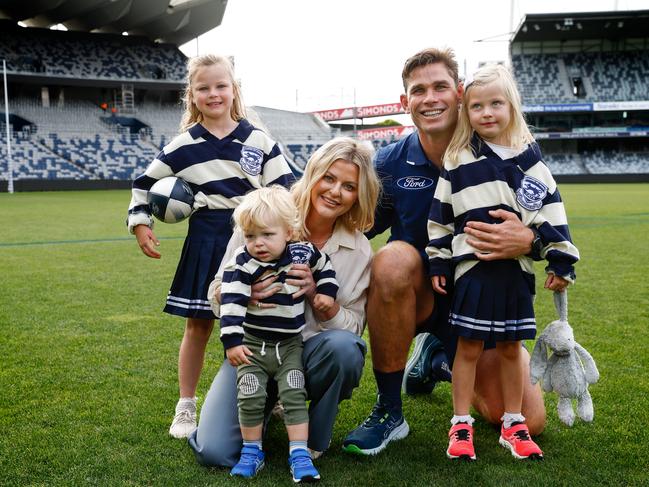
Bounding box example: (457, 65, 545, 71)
(530, 291, 599, 426)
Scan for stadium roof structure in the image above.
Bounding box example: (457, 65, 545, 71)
(0, 0, 227, 46)
(511, 9, 649, 43)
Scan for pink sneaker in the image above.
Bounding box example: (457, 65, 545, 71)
(447, 423, 476, 461)
(499, 423, 543, 460)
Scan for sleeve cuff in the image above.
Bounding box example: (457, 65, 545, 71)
(127, 213, 154, 234)
(221, 333, 243, 350)
(318, 306, 347, 331)
(207, 281, 222, 318)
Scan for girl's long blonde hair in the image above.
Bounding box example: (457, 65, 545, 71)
(291, 137, 380, 238)
(445, 64, 534, 163)
(179, 54, 246, 132)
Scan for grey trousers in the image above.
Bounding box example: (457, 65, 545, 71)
(188, 329, 366, 467)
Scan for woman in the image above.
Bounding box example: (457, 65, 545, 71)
(188, 137, 381, 465)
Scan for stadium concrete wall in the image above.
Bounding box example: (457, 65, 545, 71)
(1, 175, 649, 192)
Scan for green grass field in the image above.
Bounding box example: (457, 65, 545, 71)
(1, 184, 648, 486)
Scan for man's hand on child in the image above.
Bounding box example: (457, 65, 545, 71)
(226, 345, 253, 366)
(432, 275, 447, 295)
(465, 209, 534, 260)
(544, 273, 569, 292)
(313, 294, 334, 312)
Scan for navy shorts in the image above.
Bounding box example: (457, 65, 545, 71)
(163, 208, 233, 319)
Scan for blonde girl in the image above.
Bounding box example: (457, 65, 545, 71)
(426, 64, 579, 461)
(126, 54, 293, 438)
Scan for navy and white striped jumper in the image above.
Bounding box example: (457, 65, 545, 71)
(426, 134, 579, 341)
(127, 120, 294, 318)
(220, 242, 339, 350)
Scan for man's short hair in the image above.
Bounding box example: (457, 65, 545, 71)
(402, 47, 459, 92)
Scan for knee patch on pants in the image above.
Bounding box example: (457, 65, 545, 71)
(239, 373, 260, 396)
(237, 372, 267, 427)
(286, 369, 305, 390)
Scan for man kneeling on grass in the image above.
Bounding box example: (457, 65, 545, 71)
(342, 47, 547, 459)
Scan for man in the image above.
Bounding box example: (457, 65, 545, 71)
(342, 47, 545, 455)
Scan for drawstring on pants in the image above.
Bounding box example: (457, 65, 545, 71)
(275, 342, 282, 365)
(258, 340, 282, 365)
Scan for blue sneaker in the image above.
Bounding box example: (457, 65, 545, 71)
(342, 396, 410, 455)
(289, 448, 320, 483)
(230, 445, 265, 478)
(402, 333, 451, 395)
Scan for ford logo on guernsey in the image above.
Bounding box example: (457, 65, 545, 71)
(396, 176, 434, 190)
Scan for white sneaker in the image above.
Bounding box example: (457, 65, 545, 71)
(169, 399, 196, 439)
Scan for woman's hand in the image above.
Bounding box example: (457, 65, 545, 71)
(250, 275, 281, 309)
(226, 345, 253, 366)
(134, 224, 161, 259)
(286, 264, 316, 300)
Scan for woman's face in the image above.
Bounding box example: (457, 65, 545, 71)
(309, 159, 359, 223)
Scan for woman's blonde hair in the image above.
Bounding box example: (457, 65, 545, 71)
(233, 186, 300, 240)
(445, 64, 534, 163)
(179, 54, 247, 132)
(291, 137, 380, 238)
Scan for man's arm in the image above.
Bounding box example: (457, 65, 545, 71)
(464, 209, 534, 260)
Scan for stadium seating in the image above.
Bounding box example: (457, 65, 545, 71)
(512, 50, 649, 104)
(1, 130, 89, 179)
(2, 27, 648, 182)
(135, 103, 184, 141)
(0, 25, 186, 82)
(252, 106, 334, 146)
(543, 153, 586, 175)
(582, 148, 649, 174)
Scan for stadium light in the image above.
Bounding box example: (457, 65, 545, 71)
(3, 59, 14, 194)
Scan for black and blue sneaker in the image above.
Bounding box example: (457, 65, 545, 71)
(342, 396, 409, 455)
(402, 333, 452, 395)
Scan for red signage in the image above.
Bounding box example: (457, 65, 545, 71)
(312, 102, 405, 121)
(356, 125, 415, 141)
(356, 103, 404, 118)
(312, 106, 356, 121)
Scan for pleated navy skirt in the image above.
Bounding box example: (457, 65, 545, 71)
(164, 209, 234, 319)
(449, 260, 536, 342)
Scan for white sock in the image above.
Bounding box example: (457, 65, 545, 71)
(289, 440, 308, 454)
(501, 412, 525, 429)
(451, 414, 474, 426)
(243, 440, 262, 450)
(176, 397, 196, 414)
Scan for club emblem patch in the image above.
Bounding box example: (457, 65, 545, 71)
(240, 146, 263, 175)
(288, 243, 313, 264)
(516, 176, 548, 211)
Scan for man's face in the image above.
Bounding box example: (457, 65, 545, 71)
(400, 62, 462, 137)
